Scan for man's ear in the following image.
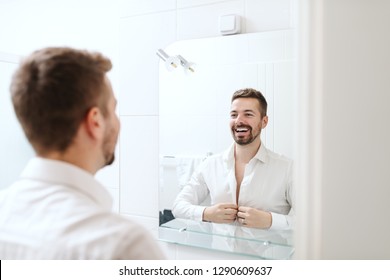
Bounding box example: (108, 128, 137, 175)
(261, 115, 268, 129)
(84, 107, 104, 139)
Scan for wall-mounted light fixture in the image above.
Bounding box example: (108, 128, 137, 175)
(156, 49, 195, 73)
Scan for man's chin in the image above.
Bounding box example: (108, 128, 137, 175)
(234, 139, 251, 145)
(234, 135, 259, 145)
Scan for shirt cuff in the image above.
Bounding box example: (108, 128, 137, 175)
(193, 206, 207, 221)
(269, 212, 289, 230)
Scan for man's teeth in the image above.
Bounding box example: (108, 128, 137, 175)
(236, 128, 249, 132)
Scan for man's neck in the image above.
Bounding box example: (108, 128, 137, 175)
(234, 138, 261, 164)
(39, 148, 99, 175)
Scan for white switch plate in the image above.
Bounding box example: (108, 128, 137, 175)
(219, 14, 241, 35)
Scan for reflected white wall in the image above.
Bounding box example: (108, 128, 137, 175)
(159, 31, 295, 159)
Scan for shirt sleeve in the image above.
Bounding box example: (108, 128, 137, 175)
(269, 160, 295, 230)
(269, 211, 294, 230)
(172, 161, 210, 221)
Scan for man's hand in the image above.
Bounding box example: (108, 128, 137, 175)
(237, 206, 272, 229)
(203, 203, 238, 223)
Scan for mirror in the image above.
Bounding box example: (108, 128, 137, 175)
(158, 30, 295, 259)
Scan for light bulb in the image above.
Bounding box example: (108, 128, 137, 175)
(165, 56, 181, 71)
(177, 55, 196, 74)
(156, 49, 196, 73)
(156, 49, 180, 71)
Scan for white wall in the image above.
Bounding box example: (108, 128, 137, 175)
(296, 0, 390, 259)
(0, 53, 35, 190)
(0, 0, 121, 209)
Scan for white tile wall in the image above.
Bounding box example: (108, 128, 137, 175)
(119, 116, 159, 218)
(245, 0, 292, 32)
(285, 29, 296, 59)
(118, 11, 176, 116)
(177, 0, 230, 9)
(119, 0, 176, 17)
(273, 61, 295, 159)
(216, 115, 233, 152)
(0, 0, 119, 56)
(0, 60, 35, 190)
(214, 34, 250, 65)
(257, 63, 268, 146)
(158, 64, 218, 117)
(177, 0, 245, 40)
(160, 115, 218, 156)
(215, 63, 259, 116)
(264, 63, 275, 151)
(248, 31, 286, 62)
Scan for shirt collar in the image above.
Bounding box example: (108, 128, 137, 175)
(20, 157, 113, 210)
(223, 142, 269, 165)
(254, 142, 268, 163)
(223, 143, 235, 167)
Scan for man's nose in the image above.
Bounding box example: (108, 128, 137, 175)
(235, 114, 244, 124)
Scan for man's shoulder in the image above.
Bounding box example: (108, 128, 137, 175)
(89, 210, 148, 233)
(265, 148, 293, 166)
(84, 212, 163, 259)
(199, 152, 227, 169)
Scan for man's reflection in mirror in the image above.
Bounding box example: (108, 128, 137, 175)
(172, 88, 294, 230)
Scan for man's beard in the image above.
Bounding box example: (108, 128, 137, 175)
(105, 153, 115, 166)
(232, 125, 260, 145)
(102, 132, 117, 166)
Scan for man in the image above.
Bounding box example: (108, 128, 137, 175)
(172, 88, 294, 230)
(0, 47, 165, 259)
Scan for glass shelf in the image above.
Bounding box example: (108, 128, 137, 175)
(160, 218, 294, 259)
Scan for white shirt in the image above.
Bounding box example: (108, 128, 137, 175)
(0, 157, 165, 259)
(172, 144, 294, 230)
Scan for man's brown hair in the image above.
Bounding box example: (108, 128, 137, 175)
(10, 47, 112, 154)
(231, 88, 268, 118)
